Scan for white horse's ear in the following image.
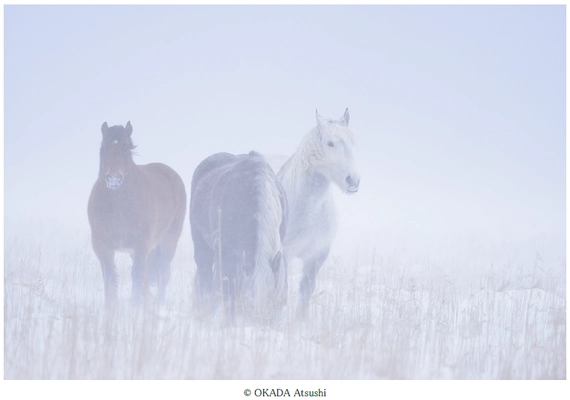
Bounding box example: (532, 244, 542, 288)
(125, 121, 133, 136)
(339, 108, 350, 127)
(316, 109, 326, 128)
(101, 122, 109, 136)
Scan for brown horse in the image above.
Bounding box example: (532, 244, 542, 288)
(88, 121, 187, 307)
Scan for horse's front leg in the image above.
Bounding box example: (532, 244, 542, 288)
(298, 247, 330, 313)
(92, 243, 118, 308)
(131, 249, 150, 307)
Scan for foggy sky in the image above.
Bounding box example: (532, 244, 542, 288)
(4, 5, 565, 249)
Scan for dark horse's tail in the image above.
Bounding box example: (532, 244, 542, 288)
(232, 151, 287, 319)
(219, 151, 288, 319)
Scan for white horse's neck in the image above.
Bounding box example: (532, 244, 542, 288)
(299, 165, 332, 198)
(281, 153, 331, 199)
(279, 153, 338, 256)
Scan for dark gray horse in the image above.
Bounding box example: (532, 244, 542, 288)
(190, 151, 288, 323)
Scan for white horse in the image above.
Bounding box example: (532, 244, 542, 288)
(277, 108, 360, 312)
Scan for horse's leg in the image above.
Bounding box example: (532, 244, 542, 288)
(146, 247, 161, 289)
(150, 248, 170, 306)
(220, 251, 239, 324)
(192, 235, 216, 314)
(152, 238, 180, 305)
(299, 247, 330, 311)
(131, 249, 150, 307)
(146, 247, 168, 305)
(93, 244, 118, 307)
(221, 273, 237, 324)
(154, 212, 185, 305)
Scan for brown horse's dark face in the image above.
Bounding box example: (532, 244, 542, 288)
(99, 122, 136, 190)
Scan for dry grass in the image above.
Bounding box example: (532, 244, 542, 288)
(4, 224, 565, 379)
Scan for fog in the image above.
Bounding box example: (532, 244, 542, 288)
(4, 5, 566, 383)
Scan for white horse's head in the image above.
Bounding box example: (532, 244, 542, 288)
(313, 108, 360, 194)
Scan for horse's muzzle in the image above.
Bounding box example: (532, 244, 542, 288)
(346, 174, 360, 194)
(106, 174, 124, 190)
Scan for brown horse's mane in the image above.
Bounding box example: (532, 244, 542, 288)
(101, 124, 137, 152)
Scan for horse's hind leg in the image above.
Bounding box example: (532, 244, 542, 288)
(131, 249, 150, 307)
(147, 248, 166, 302)
(149, 204, 185, 305)
(152, 233, 181, 305)
(220, 254, 239, 324)
(192, 235, 216, 314)
(299, 248, 330, 312)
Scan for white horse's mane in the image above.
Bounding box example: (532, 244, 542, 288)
(279, 120, 356, 192)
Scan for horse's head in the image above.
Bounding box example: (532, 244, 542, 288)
(314, 109, 360, 194)
(98, 121, 136, 190)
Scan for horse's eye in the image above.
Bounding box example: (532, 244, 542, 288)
(327, 141, 334, 147)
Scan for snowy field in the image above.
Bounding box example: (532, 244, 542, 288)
(4, 5, 565, 384)
(4, 218, 565, 380)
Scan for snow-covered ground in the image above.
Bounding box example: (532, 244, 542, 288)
(4, 221, 565, 379)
